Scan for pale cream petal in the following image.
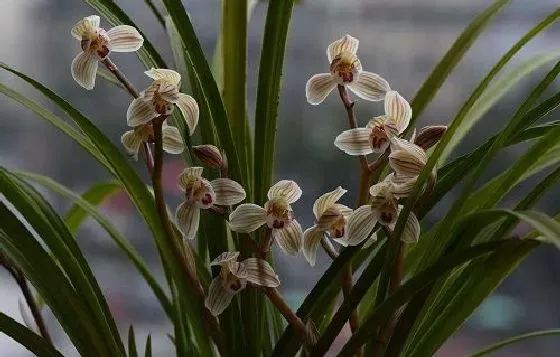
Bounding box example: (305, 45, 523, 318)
(242, 258, 281, 287)
(120, 129, 143, 159)
(369, 181, 394, 198)
(176, 201, 200, 240)
(205, 277, 237, 316)
(384, 90, 412, 136)
(339, 205, 378, 246)
(334, 128, 373, 156)
(177, 167, 204, 191)
(327, 34, 359, 63)
(316, 206, 344, 231)
(126, 97, 157, 127)
(211, 178, 246, 206)
(71, 52, 99, 90)
(347, 72, 390, 102)
(401, 212, 421, 243)
(272, 220, 303, 255)
(333, 204, 353, 217)
(162, 124, 184, 154)
(174, 93, 199, 135)
(105, 25, 144, 52)
(267, 180, 302, 203)
(145, 68, 181, 86)
(303, 226, 324, 266)
(305, 73, 338, 105)
(210, 251, 240, 266)
(367, 116, 386, 129)
(71, 15, 100, 40)
(228, 204, 267, 233)
(384, 173, 417, 198)
(312, 186, 347, 220)
(389, 149, 427, 177)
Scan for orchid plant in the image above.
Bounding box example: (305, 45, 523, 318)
(1, 1, 560, 357)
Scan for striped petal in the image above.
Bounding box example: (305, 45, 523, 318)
(178, 166, 204, 190)
(126, 96, 157, 127)
(272, 220, 303, 255)
(327, 34, 359, 63)
(334, 128, 373, 156)
(205, 277, 237, 316)
(338, 205, 377, 246)
(211, 178, 246, 206)
(303, 226, 324, 267)
(174, 93, 199, 135)
(305, 73, 338, 105)
(71, 52, 98, 90)
(347, 71, 390, 102)
(389, 149, 427, 177)
(313, 186, 347, 220)
(71, 15, 100, 40)
(162, 124, 184, 154)
(120, 129, 143, 159)
(384, 90, 411, 136)
(267, 180, 302, 203)
(176, 201, 200, 240)
(384, 173, 417, 198)
(210, 251, 240, 266)
(242, 258, 281, 287)
(106, 25, 144, 52)
(401, 212, 421, 243)
(145, 68, 181, 86)
(228, 204, 267, 233)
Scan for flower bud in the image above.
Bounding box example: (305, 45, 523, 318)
(193, 145, 224, 168)
(414, 125, 447, 150)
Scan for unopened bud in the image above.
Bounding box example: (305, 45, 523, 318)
(193, 145, 223, 168)
(414, 125, 447, 150)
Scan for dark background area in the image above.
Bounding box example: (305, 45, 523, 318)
(1, 0, 559, 355)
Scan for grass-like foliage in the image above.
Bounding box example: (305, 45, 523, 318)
(1, 1, 560, 356)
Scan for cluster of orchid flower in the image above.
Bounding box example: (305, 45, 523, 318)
(71, 16, 442, 318)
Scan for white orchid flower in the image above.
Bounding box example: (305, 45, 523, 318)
(120, 121, 184, 159)
(176, 167, 246, 240)
(205, 252, 280, 316)
(229, 180, 304, 255)
(334, 91, 412, 155)
(303, 187, 352, 266)
(388, 135, 428, 178)
(305, 34, 390, 105)
(71, 15, 143, 89)
(127, 69, 199, 135)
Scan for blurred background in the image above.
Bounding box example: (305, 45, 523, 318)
(1, 0, 560, 356)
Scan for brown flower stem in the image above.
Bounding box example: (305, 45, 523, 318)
(256, 228, 273, 259)
(338, 85, 370, 173)
(101, 57, 154, 176)
(1, 255, 52, 344)
(320, 236, 339, 260)
(151, 117, 227, 356)
(102, 58, 139, 98)
(264, 287, 309, 342)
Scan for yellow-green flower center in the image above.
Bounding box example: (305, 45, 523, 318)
(266, 198, 293, 229)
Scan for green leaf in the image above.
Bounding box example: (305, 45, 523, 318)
(144, 0, 165, 28)
(82, 0, 167, 68)
(161, 0, 244, 187)
(128, 326, 138, 357)
(0, 83, 109, 170)
(0, 63, 212, 355)
(0, 312, 64, 357)
(467, 329, 560, 357)
(222, 0, 250, 184)
(17, 172, 173, 320)
(144, 335, 152, 357)
(408, 0, 511, 128)
(337, 239, 535, 357)
(440, 50, 560, 163)
(253, 0, 296, 205)
(64, 181, 121, 234)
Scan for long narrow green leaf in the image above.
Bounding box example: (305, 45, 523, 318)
(440, 51, 560, 162)
(0, 83, 109, 170)
(144, 335, 152, 357)
(253, 0, 296, 206)
(0, 312, 64, 357)
(161, 0, 244, 187)
(467, 329, 560, 357)
(128, 326, 138, 357)
(408, 0, 510, 128)
(64, 181, 121, 234)
(17, 172, 173, 320)
(0, 64, 213, 355)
